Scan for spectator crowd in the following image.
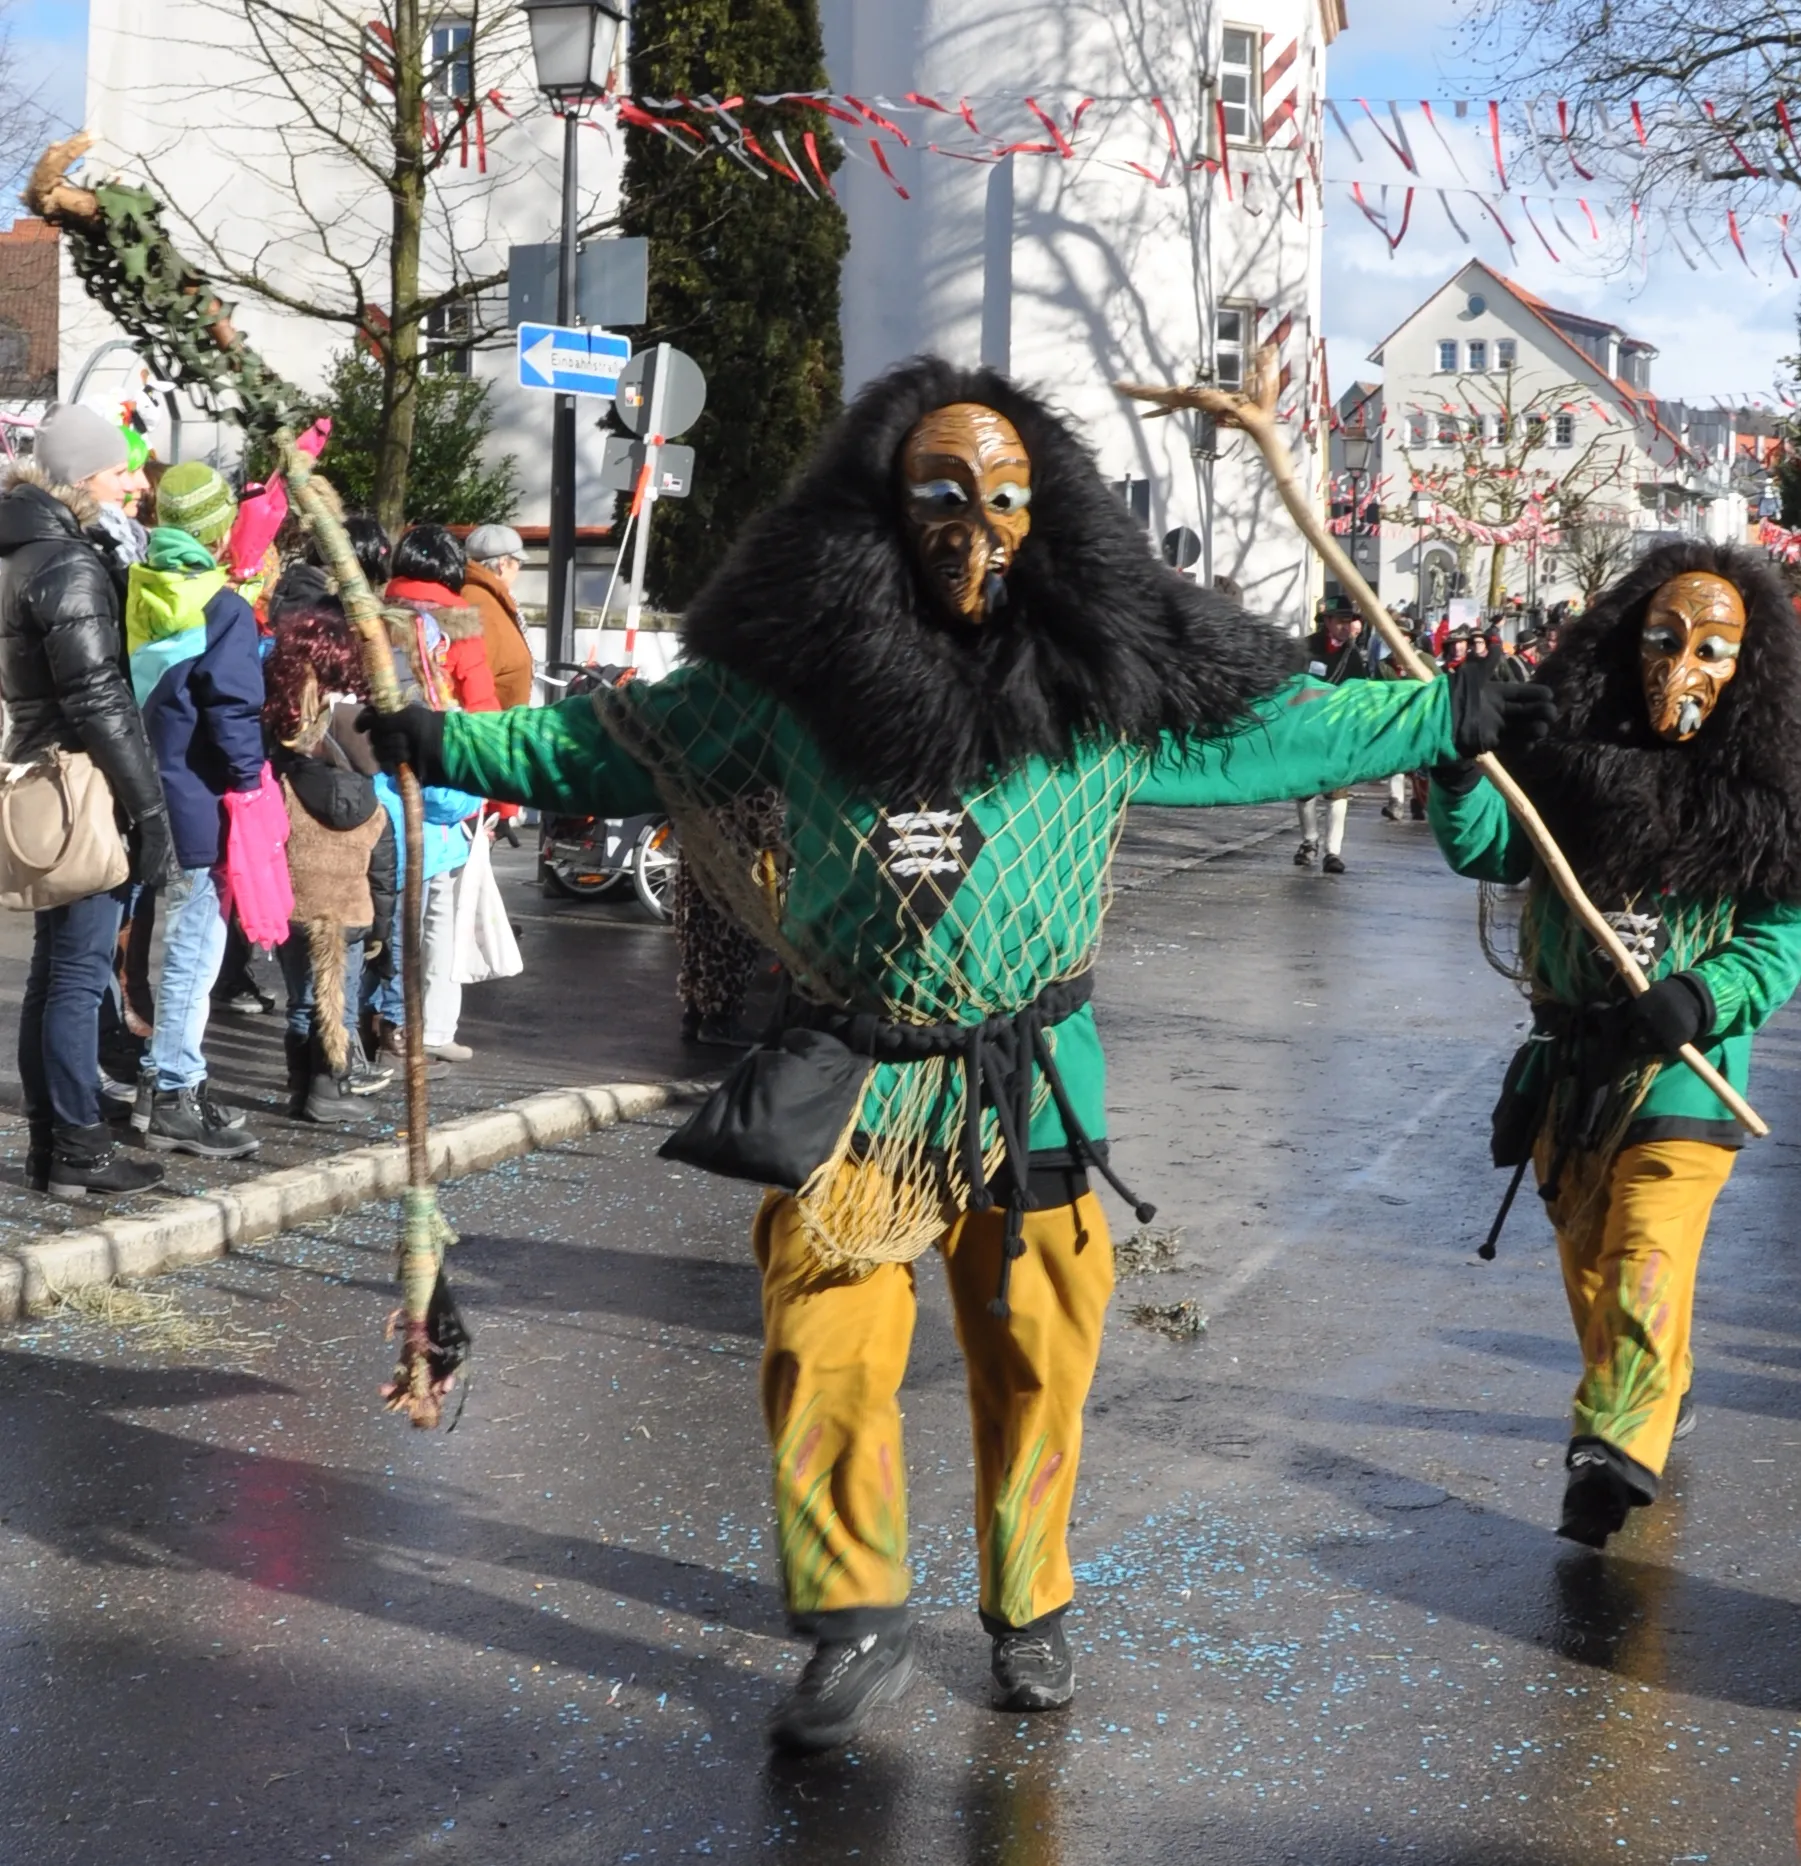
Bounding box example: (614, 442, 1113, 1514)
(0, 403, 533, 1201)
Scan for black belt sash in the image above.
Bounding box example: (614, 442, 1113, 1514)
(785, 973, 1156, 1317)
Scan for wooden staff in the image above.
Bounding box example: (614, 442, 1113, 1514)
(279, 441, 456, 1422)
(1116, 347, 1768, 1139)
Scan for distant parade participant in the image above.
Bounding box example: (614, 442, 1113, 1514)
(1294, 600, 1369, 873)
(368, 357, 1552, 1752)
(1428, 543, 1801, 1548)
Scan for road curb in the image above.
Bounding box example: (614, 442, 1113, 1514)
(0, 1079, 701, 1323)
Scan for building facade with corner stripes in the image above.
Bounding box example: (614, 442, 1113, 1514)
(820, 0, 1346, 633)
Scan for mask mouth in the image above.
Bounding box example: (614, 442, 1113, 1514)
(1675, 696, 1705, 738)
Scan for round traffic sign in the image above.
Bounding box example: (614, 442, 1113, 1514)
(614, 346, 707, 440)
(1161, 525, 1202, 571)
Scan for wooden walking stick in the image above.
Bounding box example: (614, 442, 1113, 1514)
(27, 137, 470, 1414)
(1116, 347, 1768, 1138)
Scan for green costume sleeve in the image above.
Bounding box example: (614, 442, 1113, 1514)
(1689, 897, 1801, 1041)
(1425, 773, 1532, 885)
(437, 662, 783, 815)
(439, 693, 664, 816)
(1131, 673, 1456, 807)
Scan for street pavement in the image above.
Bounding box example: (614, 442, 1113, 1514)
(5, 793, 1801, 1864)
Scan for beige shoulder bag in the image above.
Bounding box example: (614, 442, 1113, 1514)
(0, 748, 130, 911)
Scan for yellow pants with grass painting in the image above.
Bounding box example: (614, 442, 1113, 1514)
(754, 1183, 1114, 1630)
(1538, 1136, 1735, 1484)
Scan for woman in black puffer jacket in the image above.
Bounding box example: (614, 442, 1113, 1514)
(0, 408, 179, 1197)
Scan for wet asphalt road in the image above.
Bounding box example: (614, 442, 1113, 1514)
(6, 796, 1801, 1865)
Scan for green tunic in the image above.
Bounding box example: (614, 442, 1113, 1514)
(443, 662, 1461, 1155)
(1429, 772, 1801, 1139)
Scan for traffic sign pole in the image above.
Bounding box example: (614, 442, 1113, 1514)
(619, 343, 671, 664)
(545, 108, 580, 675)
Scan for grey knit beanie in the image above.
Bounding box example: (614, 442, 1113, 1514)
(34, 403, 129, 487)
(465, 523, 524, 563)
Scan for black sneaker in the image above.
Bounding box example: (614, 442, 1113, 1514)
(990, 1613, 1075, 1712)
(1673, 1393, 1697, 1440)
(347, 1052, 392, 1096)
(1294, 840, 1317, 867)
(1381, 801, 1402, 822)
(213, 986, 274, 1015)
(1323, 852, 1347, 875)
(145, 1087, 261, 1160)
(47, 1123, 165, 1199)
(1557, 1448, 1636, 1549)
(767, 1623, 914, 1755)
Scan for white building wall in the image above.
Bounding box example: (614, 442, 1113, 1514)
(67, 0, 622, 578)
(1373, 262, 1688, 612)
(819, 0, 1335, 632)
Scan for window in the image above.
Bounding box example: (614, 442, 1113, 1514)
(425, 301, 473, 376)
(1495, 338, 1517, 371)
(1219, 26, 1259, 144)
(1214, 303, 1251, 390)
(1436, 339, 1458, 373)
(1407, 411, 1429, 447)
(1492, 412, 1510, 447)
(1466, 338, 1488, 373)
(1525, 412, 1548, 446)
(430, 18, 473, 102)
(1435, 410, 1460, 447)
(1553, 412, 1575, 447)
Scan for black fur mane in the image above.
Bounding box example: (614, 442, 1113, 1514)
(1509, 539, 1801, 903)
(679, 355, 1299, 797)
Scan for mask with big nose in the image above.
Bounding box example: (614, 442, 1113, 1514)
(900, 403, 1032, 624)
(1640, 571, 1746, 743)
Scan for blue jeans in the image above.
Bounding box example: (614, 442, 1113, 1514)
(19, 884, 128, 1133)
(149, 865, 229, 1091)
(277, 922, 368, 1042)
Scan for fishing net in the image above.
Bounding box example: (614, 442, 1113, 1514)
(596, 664, 1150, 1270)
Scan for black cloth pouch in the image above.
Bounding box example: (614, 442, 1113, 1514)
(658, 1028, 869, 1191)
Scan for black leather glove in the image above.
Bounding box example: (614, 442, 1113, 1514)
(1447, 661, 1556, 759)
(1626, 973, 1714, 1056)
(356, 703, 445, 783)
(129, 808, 181, 889)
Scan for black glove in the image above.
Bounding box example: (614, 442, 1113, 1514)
(1625, 973, 1714, 1056)
(129, 808, 181, 889)
(1447, 661, 1557, 759)
(1428, 759, 1482, 797)
(356, 703, 445, 783)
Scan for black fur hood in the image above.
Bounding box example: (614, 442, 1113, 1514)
(679, 355, 1299, 797)
(1509, 539, 1801, 903)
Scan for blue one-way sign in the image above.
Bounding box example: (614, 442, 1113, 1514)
(516, 323, 631, 397)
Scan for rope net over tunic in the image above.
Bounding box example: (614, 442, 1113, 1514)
(595, 662, 1148, 1270)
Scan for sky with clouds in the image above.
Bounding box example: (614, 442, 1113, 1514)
(11, 0, 1795, 407)
(1322, 0, 1798, 407)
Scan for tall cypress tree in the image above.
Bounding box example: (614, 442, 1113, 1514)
(620, 0, 847, 608)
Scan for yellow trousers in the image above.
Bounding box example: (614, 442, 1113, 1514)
(1538, 1137, 1734, 1484)
(754, 1184, 1114, 1629)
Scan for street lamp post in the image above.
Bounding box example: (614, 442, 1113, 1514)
(523, 0, 625, 674)
(1410, 489, 1433, 623)
(1340, 428, 1373, 598)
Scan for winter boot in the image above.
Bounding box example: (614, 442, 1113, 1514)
(1557, 1440, 1652, 1550)
(24, 1123, 51, 1195)
(47, 1123, 165, 1200)
(767, 1619, 914, 1755)
(145, 1085, 261, 1160)
(303, 1035, 356, 1125)
(987, 1608, 1075, 1712)
(283, 1031, 311, 1120)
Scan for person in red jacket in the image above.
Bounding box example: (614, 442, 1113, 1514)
(384, 526, 499, 715)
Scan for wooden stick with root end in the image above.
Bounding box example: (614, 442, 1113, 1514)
(1115, 348, 1768, 1139)
(279, 437, 459, 1422)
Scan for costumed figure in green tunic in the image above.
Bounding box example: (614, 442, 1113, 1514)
(366, 357, 1553, 1751)
(1429, 541, 1801, 1548)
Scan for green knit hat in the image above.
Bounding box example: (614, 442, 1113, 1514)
(156, 462, 238, 548)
